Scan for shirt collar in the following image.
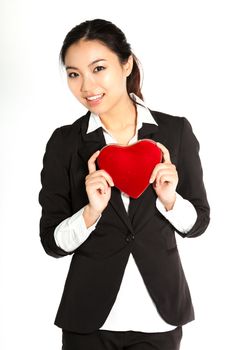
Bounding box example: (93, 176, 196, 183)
(87, 92, 158, 134)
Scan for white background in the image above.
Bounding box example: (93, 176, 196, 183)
(0, 0, 232, 349)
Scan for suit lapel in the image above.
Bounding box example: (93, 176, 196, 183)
(77, 112, 134, 234)
(78, 112, 106, 163)
(109, 187, 134, 233)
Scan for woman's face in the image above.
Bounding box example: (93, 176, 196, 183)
(64, 39, 133, 116)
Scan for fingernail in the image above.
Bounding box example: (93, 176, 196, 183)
(149, 178, 154, 183)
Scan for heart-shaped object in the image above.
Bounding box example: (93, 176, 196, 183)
(97, 139, 162, 198)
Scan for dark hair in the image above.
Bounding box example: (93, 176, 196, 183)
(60, 19, 143, 101)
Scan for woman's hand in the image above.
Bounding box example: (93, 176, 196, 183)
(149, 142, 178, 211)
(83, 150, 114, 227)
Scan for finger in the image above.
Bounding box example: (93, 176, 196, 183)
(86, 171, 112, 192)
(149, 163, 175, 183)
(86, 179, 109, 194)
(156, 142, 171, 164)
(88, 150, 100, 174)
(86, 170, 114, 187)
(154, 168, 178, 186)
(156, 173, 177, 186)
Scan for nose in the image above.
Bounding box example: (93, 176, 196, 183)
(80, 75, 95, 93)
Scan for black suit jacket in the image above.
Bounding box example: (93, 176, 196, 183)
(39, 109, 210, 333)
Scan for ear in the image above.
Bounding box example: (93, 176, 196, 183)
(124, 55, 134, 77)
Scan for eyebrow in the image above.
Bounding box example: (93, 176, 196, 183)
(65, 58, 107, 70)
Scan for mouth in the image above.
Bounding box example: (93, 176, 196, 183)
(86, 93, 104, 101)
(85, 93, 105, 106)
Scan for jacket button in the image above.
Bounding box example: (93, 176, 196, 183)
(125, 234, 135, 243)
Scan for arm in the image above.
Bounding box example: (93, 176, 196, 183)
(39, 128, 74, 258)
(54, 207, 101, 252)
(54, 150, 115, 252)
(150, 117, 210, 237)
(39, 131, 113, 257)
(156, 192, 197, 233)
(175, 117, 210, 238)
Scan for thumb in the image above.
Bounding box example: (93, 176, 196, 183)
(88, 150, 100, 174)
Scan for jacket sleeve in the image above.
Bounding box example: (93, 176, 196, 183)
(39, 127, 74, 258)
(175, 117, 210, 238)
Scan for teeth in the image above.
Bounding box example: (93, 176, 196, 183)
(86, 94, 103, 101)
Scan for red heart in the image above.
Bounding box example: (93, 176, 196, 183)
(97, 139, 162, 198)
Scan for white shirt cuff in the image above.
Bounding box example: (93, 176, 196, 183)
(54, 207, 101, 252)
(156, 193, 197, 233)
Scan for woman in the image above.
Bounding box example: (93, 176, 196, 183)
(39, 19, 210, 350)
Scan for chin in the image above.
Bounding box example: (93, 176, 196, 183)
(88, 105, 109, 116)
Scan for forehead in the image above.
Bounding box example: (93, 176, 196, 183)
(64, 39, 118, 66)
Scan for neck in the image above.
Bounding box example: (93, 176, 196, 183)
(99, 94, 137, 131)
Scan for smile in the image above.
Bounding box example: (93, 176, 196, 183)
(86, 94, 104, 101)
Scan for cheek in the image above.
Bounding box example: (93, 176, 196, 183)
(98, 72, 113, 87)
(100, 71, 126, 91)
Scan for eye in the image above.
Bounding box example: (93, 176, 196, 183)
(67, 72, 79, 78)
(94, 66, 106, 73)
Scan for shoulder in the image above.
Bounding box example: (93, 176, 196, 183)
(44, 111, 90, 162)
(48, 111, 89, 145)
(149, 109, 195, 137)
(149, 109, 186, 129)
(148, 109, 198, 155)
(56, 110, 90, 139)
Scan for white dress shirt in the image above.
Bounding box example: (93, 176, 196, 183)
(54, 93, 197, 332)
